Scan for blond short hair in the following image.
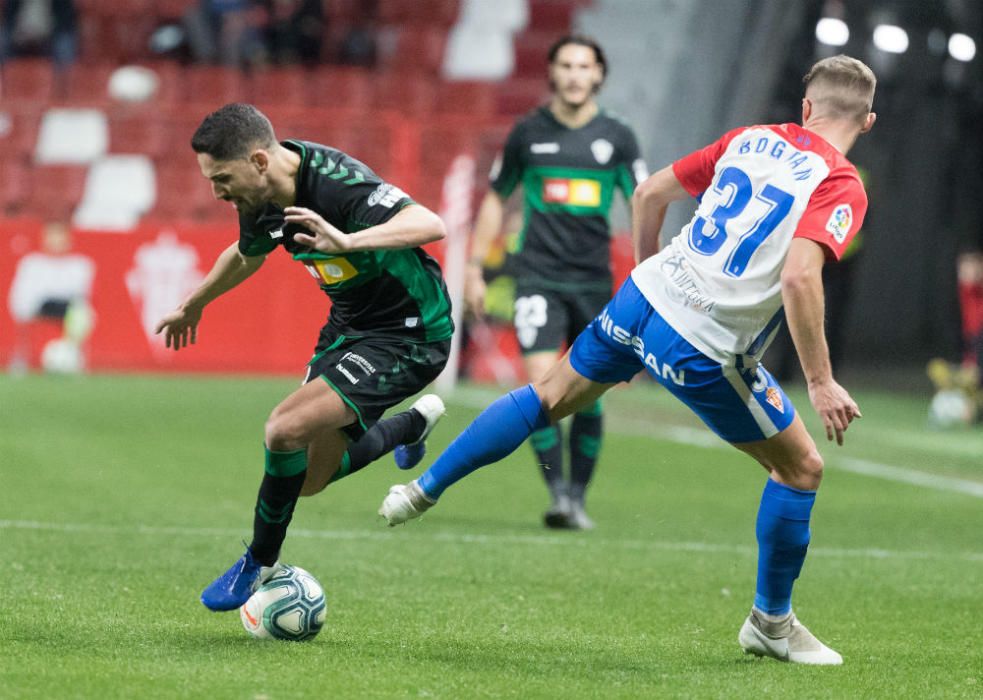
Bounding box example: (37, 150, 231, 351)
(803, 55, 876, 124)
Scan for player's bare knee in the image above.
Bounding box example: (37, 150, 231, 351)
(791, 449, 824, 490)
(264, 411, 308, 452)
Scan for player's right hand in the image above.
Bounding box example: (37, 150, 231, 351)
(154, 306, 202, 351)
(464, 273, 486, 321)
(807, 378, 861, 446)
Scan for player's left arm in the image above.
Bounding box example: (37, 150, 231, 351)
(782, 238, 861, 445)
(286, 203, 445, 253)
(631, 165, 689, 264)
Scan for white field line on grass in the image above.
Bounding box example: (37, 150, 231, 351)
(2, 519, 981, 564)
(450, 388, 983, 500)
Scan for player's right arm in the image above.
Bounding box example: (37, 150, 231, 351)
(154, 242, 265, 350)
(464, 190, 507, 320)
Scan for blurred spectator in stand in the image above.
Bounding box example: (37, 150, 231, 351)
(0, 0, 78, 67)
(184, 0, 268, 67)
(265, 0, 323, 66)
(924, 251, 983, 428)
(337, 0, 378, 67)
(958, 250, 983, 379)
(7, 220, 95, 374)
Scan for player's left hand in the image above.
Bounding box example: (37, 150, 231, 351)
(285, 207, 351, 253)
(807, 378, 862, 446)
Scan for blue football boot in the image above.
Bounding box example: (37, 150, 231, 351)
(394, 394, 445, 470)
(200, 546, 280, 611)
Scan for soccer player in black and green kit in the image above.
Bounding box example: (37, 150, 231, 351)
(464, 35, 647, 529)
(154, 103, 453, 611)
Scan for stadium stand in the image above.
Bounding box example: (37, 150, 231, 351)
(0, 0, 587, 225)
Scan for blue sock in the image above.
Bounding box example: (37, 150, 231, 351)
(418, 384, 550, 499)
(754, 478, 816, 616)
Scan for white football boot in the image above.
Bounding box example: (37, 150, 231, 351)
(739, 608, 843, 665)
(394, 394, 446, 470)
(379, 479, 435, 526)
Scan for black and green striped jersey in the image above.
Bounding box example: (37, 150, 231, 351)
(238, 140, 453, 342)
(491, 107, 646, 289)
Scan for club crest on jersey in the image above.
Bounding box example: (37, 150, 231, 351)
(591, 138, 614, 164)
(543, 178, 601, 207)
(765, 387, 785, 412)
(826, 204, 852, 244)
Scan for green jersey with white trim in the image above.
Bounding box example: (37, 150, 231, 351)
(238, 140, 453, 342)
(491, 107, 646, 289)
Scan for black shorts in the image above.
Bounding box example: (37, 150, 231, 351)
(513, 283, 610, 355)
(305, 329, 451, 440)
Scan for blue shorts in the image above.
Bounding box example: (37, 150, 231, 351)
(569, 277, 796, 443)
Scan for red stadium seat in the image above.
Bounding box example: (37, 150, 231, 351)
(386, 27, 448, 76)
(436, 81, 496, 116)
(512, 31, 555, 78)
(57, 64, 114, 106)
(528, 0, 578, 32)
(0, 59, 55, 106)
(308, 67, 373, 111)
(25, 165, 89, 221)
(250, 67, 311, 105)
(496, 78, 548, 117)
(108, 111, 168, 160)
(0, 158, 32, 216)
(379, 0, 459, 27)
(0, 107, 42, 161)
(183, 66, 250, 109)
(371, 72, 436, 116)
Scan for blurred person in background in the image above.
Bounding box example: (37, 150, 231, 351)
(7, 219, 94, 374)
(0, 0, 78, 67)
(264, 0, 324, 66)
(184, 0, 267, 67)
(463, 35, 647, 530)
(155, 103, 453, 612)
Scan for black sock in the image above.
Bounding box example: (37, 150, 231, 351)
(530, 424, 565, 500)
(250, 446, 307, 566)
(339, 409, 427, 477)
(568, 404, 603, 505)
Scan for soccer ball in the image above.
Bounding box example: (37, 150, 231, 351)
(928, 389, 974, 429)
(239, 565, 326, 641)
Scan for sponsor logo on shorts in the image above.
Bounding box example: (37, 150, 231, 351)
(336, 364, 359, 384)
(542, 178, 601, 207)
(269, 228, 283, 240)
(341, 352, 376, 376)
(597, 308, 685, 386)
(765, 386, 784, 412)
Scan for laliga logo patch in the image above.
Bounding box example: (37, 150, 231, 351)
(825, 204, 852, 244)
(591, 138, 614, 165)
(765, 387, 784, 412)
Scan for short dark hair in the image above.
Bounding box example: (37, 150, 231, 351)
(191, 103, 276, 161)
(548, 34, 607, 81)
(803, 55, 876, 124)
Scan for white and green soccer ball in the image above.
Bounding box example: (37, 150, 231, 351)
(239, 565, 326, 641)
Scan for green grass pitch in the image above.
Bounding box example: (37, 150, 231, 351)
(1, 373, 981, 699)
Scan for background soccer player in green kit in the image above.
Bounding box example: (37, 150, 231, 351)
(464, 35, 647, 529)
(154, 103, 453, 611)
